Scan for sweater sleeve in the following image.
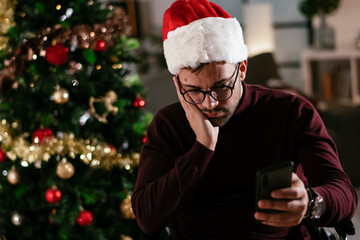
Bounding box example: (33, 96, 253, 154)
(293, 98, 358, 227)
(131, 112, 214, 235)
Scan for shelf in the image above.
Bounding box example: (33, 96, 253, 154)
(301, 49, 360, 105)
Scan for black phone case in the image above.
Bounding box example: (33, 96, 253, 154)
(255, 161, 294, 212)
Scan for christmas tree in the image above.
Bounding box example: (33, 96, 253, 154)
(0, 0, 152, 239)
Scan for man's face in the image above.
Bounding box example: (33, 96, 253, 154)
(178, 61, 246, 127)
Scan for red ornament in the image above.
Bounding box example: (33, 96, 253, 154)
(133, 96, 146, 109)
(108, 144, 116, 151)
(45, 188, 62, 203)
(108, 144, 117, 154)
(32, 128, 54, 144)
(142, 135, 147, 144)
(94, 39, 106, 51)
(0, 148, 7, 162)
(77, 210, 93, 226)
(46, 44, 69, 66)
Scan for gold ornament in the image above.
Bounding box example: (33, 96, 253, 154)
(56, 158, 75, 179)
(52, 86, 70, 104)
(89, 90, 118, 123)
(7, 166, 20, 185)
(11, 212, 22, 226)
(120, 194, 136, 219)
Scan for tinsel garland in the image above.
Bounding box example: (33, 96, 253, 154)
(0, 0, 15, 51)
(0, 119, 139, 170)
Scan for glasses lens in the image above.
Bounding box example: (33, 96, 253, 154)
(212, 87, 232, 101)
(184, 90, 204, 104)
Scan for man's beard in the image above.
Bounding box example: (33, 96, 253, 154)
(208, 112, 232, 127)
(201, 107, 234, 127)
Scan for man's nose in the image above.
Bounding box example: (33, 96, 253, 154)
(201, 93, 218, 110)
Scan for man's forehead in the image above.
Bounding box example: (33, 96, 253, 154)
(180, 63, 236, 85)
(180, 62, 234, 76)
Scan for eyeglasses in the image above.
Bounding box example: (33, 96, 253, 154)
(177, 63, 239, 104)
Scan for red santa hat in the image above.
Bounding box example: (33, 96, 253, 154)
(162, 0, 248, 75)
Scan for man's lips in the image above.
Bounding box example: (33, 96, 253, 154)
(204, 111, 225, 118)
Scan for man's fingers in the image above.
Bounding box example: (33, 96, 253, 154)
(173, 76, 205, 119)
(173, 76, 185, 105)
(271, 187, 304, 199)
(254, 173, 308, 227)
(254, 211, 304, 227)
(172, 76, 219, 150)
(258, 199, 307, 212)
(271, 173, 306, 199)
(173, 77, 193, 114)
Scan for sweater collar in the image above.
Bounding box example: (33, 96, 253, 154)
(233, 81, 253, 117)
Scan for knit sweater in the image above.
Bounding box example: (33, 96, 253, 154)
(132, 83, 358, 239)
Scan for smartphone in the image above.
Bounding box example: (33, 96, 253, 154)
(255, 161, 294, 212)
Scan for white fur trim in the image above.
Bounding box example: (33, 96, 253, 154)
(163, 17, 248, 75)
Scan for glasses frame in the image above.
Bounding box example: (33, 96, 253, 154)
(177, 63, 240, 105)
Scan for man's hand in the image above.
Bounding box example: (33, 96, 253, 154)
(254, 173, 309, 227)
(173, 77, 219, 150)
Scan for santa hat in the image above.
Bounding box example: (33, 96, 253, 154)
(162, 0, 248, 75)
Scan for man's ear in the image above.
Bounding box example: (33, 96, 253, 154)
(239, 60, 247, 80)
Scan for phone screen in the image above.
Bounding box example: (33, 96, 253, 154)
(255, 161, 293, 212)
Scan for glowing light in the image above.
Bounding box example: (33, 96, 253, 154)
(104, 147, 111, 153)
(90, 160, 100, 166)
(139, 100, 145, 108)
(21, 161, 29, 167)
(112, 63, 122, 69)
(79, 112, 90, 126)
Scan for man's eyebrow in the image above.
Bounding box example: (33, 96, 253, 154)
(181, 77, 231, 89)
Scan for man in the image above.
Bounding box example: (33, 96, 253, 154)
(131, 0, 358, 239)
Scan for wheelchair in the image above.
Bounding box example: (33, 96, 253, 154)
(141, 220, 355, 240)
(313, 220, 355, 240)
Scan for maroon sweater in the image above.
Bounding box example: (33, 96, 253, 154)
(132, 83, 358, 239)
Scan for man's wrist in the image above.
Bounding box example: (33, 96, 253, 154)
(196, 136, 217, 151)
